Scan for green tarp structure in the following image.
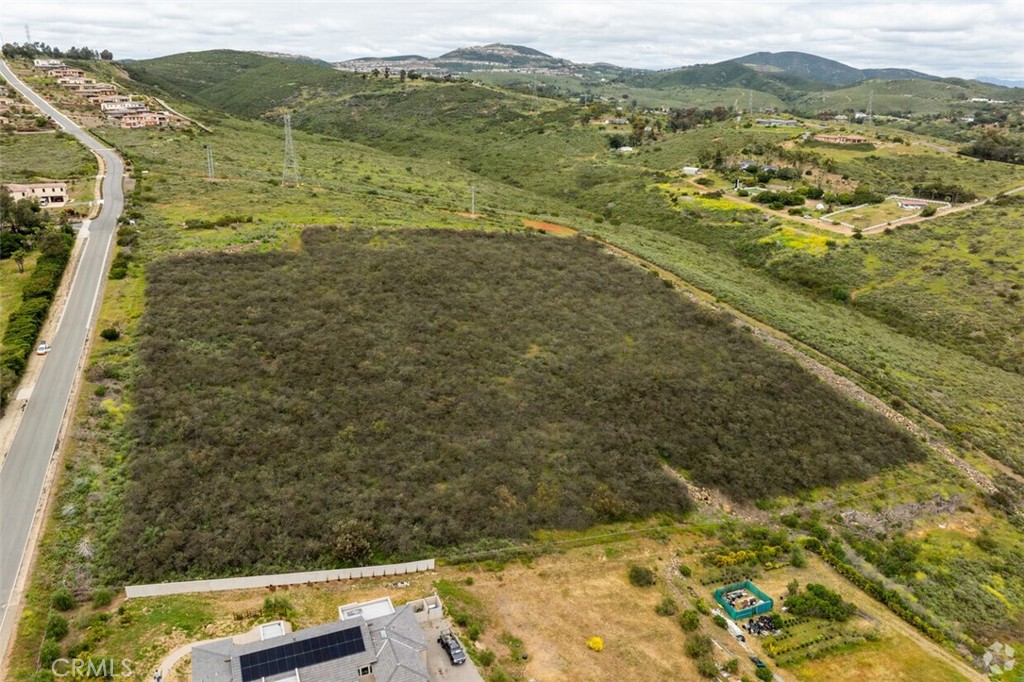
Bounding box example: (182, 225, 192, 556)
(714, 580, 774, 619)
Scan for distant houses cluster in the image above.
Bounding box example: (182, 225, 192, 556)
(32, 59, 185, 129)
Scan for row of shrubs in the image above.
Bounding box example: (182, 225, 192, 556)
(0, 230, 73, 411)
(805, 539, 950, 645)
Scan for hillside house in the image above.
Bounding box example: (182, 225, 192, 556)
(815, 134, 869, 144)
(81, 84, 118, 99)
(48, 67, 86, 79)
(682, 166, 701, 175)
(101, 100, 148, 115)
(898, 200, 929, 210)
(119, 111, 170, 128)
(57, 77, 96, 90)
(756, 118, 799, 127)
(33, 59, 64, 69)
(3, 182, 68, 206)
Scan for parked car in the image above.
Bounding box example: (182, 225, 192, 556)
(438, 630, 467, 665)
(750, 656, 767, 668)
(36, 342, 51, 355)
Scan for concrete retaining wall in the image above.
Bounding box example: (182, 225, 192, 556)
(125, 559, 436, 598)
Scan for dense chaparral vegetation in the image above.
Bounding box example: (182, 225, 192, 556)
(110, 228, 924, 580)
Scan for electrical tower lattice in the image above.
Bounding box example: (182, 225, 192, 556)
(282, 114, 299, 184)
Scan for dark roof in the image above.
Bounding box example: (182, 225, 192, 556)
(192, 605, 428, 682)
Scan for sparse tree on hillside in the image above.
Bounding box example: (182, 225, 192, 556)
(100, 49, 113, 61)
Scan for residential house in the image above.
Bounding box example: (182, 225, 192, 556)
(191, 596, 436, 682)
(815, 134, 869, 144)
(898, 200, 929, 210)
(48, 67, 86, 79)
(3, 182, 69, 206)
(33, 59, 65, 69)
(755, 118, 800, 127)
(101, 100, 148, 116)
(120, 111, 170, 128)
(682, 166, 701, 175)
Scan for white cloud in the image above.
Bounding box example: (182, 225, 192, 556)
(2, 0, 1022, 79)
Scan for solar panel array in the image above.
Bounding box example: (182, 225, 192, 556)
(239, 626, 366, 682)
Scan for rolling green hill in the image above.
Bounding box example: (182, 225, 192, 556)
(732, 51, 936, 86)
(122, 49, 396, 119)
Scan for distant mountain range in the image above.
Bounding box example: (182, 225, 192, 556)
(333, 44, 955, 86)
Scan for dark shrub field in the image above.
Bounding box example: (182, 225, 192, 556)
(114, 229, 924, 580)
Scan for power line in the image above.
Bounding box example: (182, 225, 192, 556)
(282, 113, 299, 185)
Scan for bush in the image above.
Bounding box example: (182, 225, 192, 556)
(100, 327, 121, 341)
(39, 640, 62, 668)
(678, 564, 692, 578)
(586, 635, 604, 652)
(51, 588, 76, 611)
(696, 656, 719, 677)
(713, 614, 728, 629)
(91, 588, 114, 608)
(108, 251, 131, 279)
(263, 596, 295, 618)
(785, 583, 856, 621)
(678, 610, 700, 631)
(694, 598, 711, 615)
(628, 565, 656, 587)
(685, 633, 713, 659)
(45, 614, 69, 641)
(756, 666, 774, 681)
(655, 597, 678, 616)
(920, 204, 937, 217)
(724, 658, 740, 674)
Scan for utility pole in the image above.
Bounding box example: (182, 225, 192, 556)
(205, 144, 215, 180)
(282, 113, 299, 185)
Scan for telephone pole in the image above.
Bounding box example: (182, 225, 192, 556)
(282, 113, 299, 185)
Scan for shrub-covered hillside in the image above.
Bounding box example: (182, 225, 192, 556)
(112, 229, 924, 580)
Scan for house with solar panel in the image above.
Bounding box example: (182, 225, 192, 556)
(191, 596, 439, 682)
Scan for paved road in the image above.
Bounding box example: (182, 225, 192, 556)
(0, 60, 124, 663)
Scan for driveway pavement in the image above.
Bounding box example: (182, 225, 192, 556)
(421, 620, 484, 682)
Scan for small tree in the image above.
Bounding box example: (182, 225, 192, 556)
(696, 656, 718, 678)
(655, 597, 678, 616)
(756, 665, 774, 681)
(713, 614, 728, 629)
(684, 633, 713, 659)
(678, 610, 700, 632)
(628, 565, 656, 587)
(100, 49, 113, 61)
(12, 248, 27, 273)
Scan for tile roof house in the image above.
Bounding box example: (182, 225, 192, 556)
(192, 602, 429, 682)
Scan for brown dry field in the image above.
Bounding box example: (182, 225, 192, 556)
(457, 537, 981, 682)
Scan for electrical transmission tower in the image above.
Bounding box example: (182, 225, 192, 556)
(205, 144, 215, 180)
(282, 113, 299, 185)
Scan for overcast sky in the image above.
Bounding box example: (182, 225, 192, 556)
(2, 0, 1022, 80)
